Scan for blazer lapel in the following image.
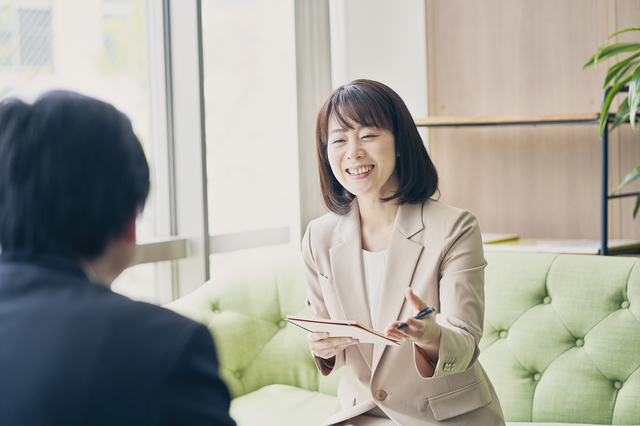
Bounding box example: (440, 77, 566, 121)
(329, 201, 374, 370)
(372, 202, 424, 372)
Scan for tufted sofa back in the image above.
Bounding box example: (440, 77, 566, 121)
(481, 252, 640, 424)
(166, 251, 640, 425)
(164, 253, 341, 399)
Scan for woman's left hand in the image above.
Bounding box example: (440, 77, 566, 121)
(384, 288, 441, 345)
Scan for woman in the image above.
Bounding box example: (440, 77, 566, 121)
(302, 80, 505, 426)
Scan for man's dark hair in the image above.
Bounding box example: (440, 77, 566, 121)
(0, 90, 150, 259)
(315, 79, 439, 215)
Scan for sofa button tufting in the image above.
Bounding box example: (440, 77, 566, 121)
(533, 373, 542, 382)
(499, 330, 508, 339)
(234, 371, 242, 379)
(543, 296, 551, 304)
(614, 381, 623, 390)
(575, 338, 584, 347)
(278, 320, 287, 328)
(375, 390, 387, 401)
(621, 301, 630, 309)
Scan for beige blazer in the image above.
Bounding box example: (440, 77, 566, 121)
(302, 199, 505, 426)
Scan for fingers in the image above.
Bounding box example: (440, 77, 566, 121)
(384, 323, 407, 342)
(405, 288, 428, 312)
(307, 332, 329, 342)
(307, 332, 358, 359)
(384, 317, 429, 342)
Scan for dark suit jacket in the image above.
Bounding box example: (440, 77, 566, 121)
(0, 252, 236, 426)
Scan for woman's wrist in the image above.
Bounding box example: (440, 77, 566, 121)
(415, 323, 441, 364)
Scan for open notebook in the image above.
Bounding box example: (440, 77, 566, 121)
(286, 316, 400, 346)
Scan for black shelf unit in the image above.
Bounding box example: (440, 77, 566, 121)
(414, 104, 636, 256)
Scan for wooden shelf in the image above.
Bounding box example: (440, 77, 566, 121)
(412, 110, 625, 255)
(413, 113, 612, 127)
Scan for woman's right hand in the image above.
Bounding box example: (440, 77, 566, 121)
(307, 332, 359, 359)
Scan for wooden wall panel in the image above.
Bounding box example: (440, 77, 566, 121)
(425, 0, 639, 240)
(613, 1, 640, 240)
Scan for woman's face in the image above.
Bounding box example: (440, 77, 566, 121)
(326, 115, 399, 202)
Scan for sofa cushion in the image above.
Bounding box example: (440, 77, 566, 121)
(230, 384, 336, 426)
(506, 424, 611, 426)
(481, 253, 640, 424)
(164, 252, 341, 399)
(167, 250, 640, 425)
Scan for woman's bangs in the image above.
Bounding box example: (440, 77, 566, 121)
(330, 87, 392, 132)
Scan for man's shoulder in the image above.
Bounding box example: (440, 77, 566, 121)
(97, 288, 206, 344)
(0, 256, 206, 349)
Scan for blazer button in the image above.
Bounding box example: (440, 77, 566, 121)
(375, 390, 387, 401)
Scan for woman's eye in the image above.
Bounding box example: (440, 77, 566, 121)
(362, 134, 377, 139)
(331, 139, 346, 144)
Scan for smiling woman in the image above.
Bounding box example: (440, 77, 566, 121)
(302, 80, 505, 425)
(326, 121, 398, 204)
(315, 79, 438, 216)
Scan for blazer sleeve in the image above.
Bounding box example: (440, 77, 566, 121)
(302, 221, 346, 375)
(162, 323, 236, 426)
(428, 209, 487, 378)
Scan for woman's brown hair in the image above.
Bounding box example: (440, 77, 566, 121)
(316, 79, 438, 215)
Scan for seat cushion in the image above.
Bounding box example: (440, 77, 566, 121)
(230, 384, 336, 426)
(506, 424, 614, 426)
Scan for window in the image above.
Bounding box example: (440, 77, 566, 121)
(0, 1, 53, 69)
(1, 0, 324, 303)
(0, 0, 170, 304)
(201, 0, 300, 271)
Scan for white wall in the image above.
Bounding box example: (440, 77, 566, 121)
(328, 0, 428, 121)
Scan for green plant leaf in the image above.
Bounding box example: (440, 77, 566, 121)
(607, 26, 640, 40)
(593, 40, 608, 67)
(629, 67, 640, 130)
(599, 75, 633, 135)
(615, 165, 640, 194)
(584, 42, 640, 69)
(610, 97, 630, 131)
(603, 52, 640, 88)
(634, 194, 640, 219)
(613, 59, 640, 85)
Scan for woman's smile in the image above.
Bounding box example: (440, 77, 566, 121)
(346, 165, 374, 179)
(327, 117, 398, 200)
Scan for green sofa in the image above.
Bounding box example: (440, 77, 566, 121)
(164, 252, 640, 425)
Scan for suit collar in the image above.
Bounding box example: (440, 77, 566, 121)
(0, 251, 89, 280)
(372, 202, 424, 370)
(334, 199, 424, 241)
(394, 201, 424, 239)
(329, 200, 426, 371)
(333, 200, 360, 242)
(330, 200, 374, 368)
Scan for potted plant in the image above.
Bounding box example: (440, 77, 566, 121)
(584, 26, 640, 215)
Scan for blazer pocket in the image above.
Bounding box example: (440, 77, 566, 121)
(427, 377, 492, 421)
(318, 274, 337, 292)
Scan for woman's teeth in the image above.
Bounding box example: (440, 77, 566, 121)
(348, 166, 373, 175)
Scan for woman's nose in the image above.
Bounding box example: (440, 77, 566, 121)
(346, 141, 364, 160)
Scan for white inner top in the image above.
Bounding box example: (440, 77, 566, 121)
(362, 249, 388, 328)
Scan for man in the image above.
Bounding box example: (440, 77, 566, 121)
(0, 91, 236, 425)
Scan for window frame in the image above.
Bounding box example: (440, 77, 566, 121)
(135, 0, 333, 300)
